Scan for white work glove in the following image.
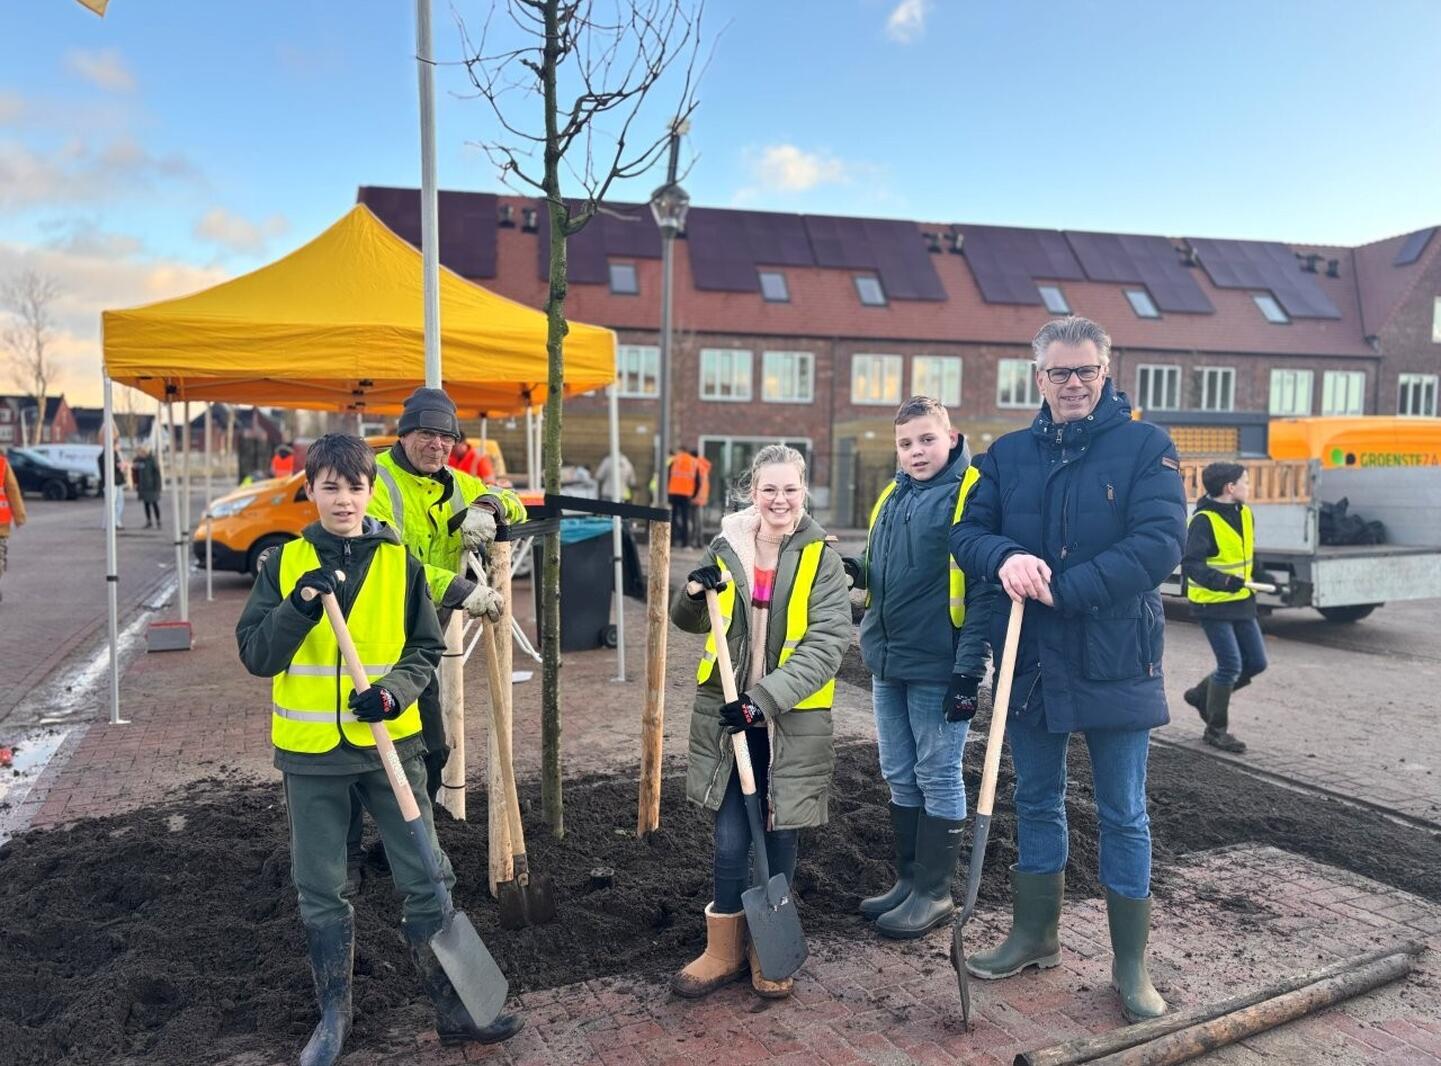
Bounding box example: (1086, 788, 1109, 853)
(461, 576, 504, 622)
(459, 505, 498, 552)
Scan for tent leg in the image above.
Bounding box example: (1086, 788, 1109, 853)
(181, 400, 191, 622)
(165, 403, 185, 623)
(204, 404, 213, 602)
(525, 406, 536, 492)
(608, 384, 625, 682)
(102, 377, 127, 726)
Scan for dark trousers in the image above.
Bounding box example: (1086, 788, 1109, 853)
(668, 495, 692, 546)
(348, 670, 447, 862)
(142, 500, 161, 525)
(1200, 618, 1268, 687)
(713, 727, 798, 913)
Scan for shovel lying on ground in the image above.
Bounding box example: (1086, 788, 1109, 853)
(309, 579, 509, 1028)
(951, 595, 1026, 1029)
(704, 587, 808, 982)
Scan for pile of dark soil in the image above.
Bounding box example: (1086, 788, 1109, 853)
(2, 739, 1437, 1065)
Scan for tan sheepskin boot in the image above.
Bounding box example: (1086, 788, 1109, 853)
(746, 940, 794, 999)
(670, 904, 748, 998)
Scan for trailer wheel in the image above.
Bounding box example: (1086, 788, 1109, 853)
(1316, 604, 1379, 624)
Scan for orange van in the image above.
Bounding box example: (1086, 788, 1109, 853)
(1269, 417, 1441, 469)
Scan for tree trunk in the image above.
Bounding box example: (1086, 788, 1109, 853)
(539, 0, 566, 837)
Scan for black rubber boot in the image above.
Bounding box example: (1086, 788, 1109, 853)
(965, 866, 1064, 979)
(860, 804, 921, 919)
(403, 918, 524, 1046)
(1202, 682, 1247, 753)
(1106, 889, 1167, 1022)
(1183, 677, 1210, 722)
(874, 811, 965, 939)
(299, 913, 353, 1066)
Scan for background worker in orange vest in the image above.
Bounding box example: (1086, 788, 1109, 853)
(666, 444, 699, 546)
(0, 449, 27, 604)
(270, 444, 296, 479)
(689, 448, 712, 548)
(448, 437, 494, 481)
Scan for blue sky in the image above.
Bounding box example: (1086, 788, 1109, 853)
(2, 0, 1438, 403)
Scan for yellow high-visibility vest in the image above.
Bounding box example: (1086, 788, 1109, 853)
(271, 539, 423, 753)
(1187, 506, 1254, 605)
(696, 540, 835, 711)
(865, 464, 980, 627)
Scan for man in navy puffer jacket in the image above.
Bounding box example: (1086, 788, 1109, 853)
(949, 316, 1185, 1023)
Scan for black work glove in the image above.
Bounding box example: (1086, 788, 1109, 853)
(841, 555, 864, 590)
(719, 692, 765, 734)
(944, 674, 981, 722)
(349, 686, 400, 723)
(685, 564, 728, 600)
(1224, 574, 1247, 592)
(289, 568, 338, 619)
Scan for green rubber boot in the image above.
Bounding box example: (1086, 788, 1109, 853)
(1203, 681, 1247, 753)
(299, 913, 353, 1066)
(1182, 677, 1210, 722)
(875, 811, 964, 939)
(1106, 889, 1167, 1022)
(860, 804, 921, 919)
(964, 866, 1063, 979)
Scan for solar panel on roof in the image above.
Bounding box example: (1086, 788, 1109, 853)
(863, 218, 945, 300)
(360, 187, 499, 279)
(958, 226, 1084, 306)
(1066, 231, 1212, 314)
(1393, 227, 1436, 267)
(1189, 237, 1340, 319)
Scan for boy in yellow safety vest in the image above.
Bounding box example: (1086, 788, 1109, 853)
(236, 434, 521, 1066)
(1181, 461, 1267, 753)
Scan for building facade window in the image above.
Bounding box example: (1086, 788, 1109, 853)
(1136, 364, 1181, 411)
(1269, 369, 1313, 416)
(1398, 373, 1439, 417)
(1434, 297, 1441, 344)
(912, 356, 963, 407)
(1196, 367, 1235, 412)
(851, 353, 903, 405)
(1125, 288, 1160, 318)
(1252, 292, 1289, 324)
(758, 271, 790, 302)
(608, 262, 639, 295)
(699, 348, 753, 402)
(762, 350, 814, 403)
(1322, 370, 1366, 416)
(616, 345, 660, 398)
(1038, 285, 1070, 315)
(854, 275, 887, 307)
(996, 358, 1040, 409)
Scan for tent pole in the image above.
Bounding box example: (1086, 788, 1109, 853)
(525, 406, 536, 492)
(102, 377, 127, 725)
(416, 0, 441, 389)
(204, 405, 214, 601)
(165, 402, 184, 622)
(181, 400, 191, 622)
(608, 384, 625, 682)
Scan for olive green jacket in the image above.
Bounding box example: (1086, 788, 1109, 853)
(671, 510, 850, 829)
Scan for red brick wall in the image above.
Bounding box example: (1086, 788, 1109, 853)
(1374, 252, 1441, 415)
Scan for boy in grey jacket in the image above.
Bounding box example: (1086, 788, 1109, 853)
(844, 396, 997, 939)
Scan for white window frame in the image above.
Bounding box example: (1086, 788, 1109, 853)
(698, 348, 753, 402)
(1252, 292, 1289, 324)
(1269, 368, 1314, 416)
(1195, 366, 1235, 412)
(1321, 370, 1366, 416)
(1124, 288, 1160, 318)
(762, 350, 815, 404)
(1037, 285, 1070, 315)
(1398, 373, 1439, 417)
(912, 355, 963, 407)
(851, 353, 903, 406)
(615, 344, 659, 398)
(996, 358, 1041, 409)
(1433, 297, 1441, 344)
(1136, 363, 1181, 411)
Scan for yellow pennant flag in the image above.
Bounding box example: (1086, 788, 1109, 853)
(75, 0, 109, 15)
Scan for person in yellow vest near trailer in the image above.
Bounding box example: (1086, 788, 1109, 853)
(1182, 462, 1267, 754)
(841, 396, 998, 938)
(235, 434, 522, 1065)
(668, 444, 850, 1001)
(0, 449, 27, 603)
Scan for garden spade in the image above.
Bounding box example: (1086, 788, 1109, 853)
(704, 588, 807, 982)
(310, 580, 508, 1029)
(951, 596, 1025, 1029)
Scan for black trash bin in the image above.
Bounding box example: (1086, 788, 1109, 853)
(532, 516, 615, 652)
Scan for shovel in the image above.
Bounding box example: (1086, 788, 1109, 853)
(703, 588, 807, 982)
(311, 582, 509, 1029)
(951, 595, 1025, 1029)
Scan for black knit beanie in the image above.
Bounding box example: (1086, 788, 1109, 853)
(397, 387, 460, 438)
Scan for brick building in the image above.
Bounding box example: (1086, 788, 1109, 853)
(0, 394, 78, 447)
(357, 187, 1439, 529)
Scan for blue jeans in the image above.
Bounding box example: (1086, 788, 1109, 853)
(1200, 618, 1268, 687)
(872, 678, 971, 820)
(1008, 713, 1153, 900)
(712, 728, 798, 913)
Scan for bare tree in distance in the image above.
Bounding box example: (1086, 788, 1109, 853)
(3, 269, 62, 446)
(457, 0, 706, 836)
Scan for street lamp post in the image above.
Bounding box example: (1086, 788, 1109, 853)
(648, 157, 689, 506)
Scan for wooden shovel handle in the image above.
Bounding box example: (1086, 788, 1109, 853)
(481, 617, 528, 860)
(975, 597, 1026, 819)
(703, 588, 759, 799)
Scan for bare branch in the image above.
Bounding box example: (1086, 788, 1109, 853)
(2, 268, 62, 446)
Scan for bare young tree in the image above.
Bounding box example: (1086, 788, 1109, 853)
(2, 269, 62, 446)
(458, 0, 704, 836)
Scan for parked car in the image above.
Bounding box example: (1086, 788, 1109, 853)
(6, 448, 87, 500)
(24, 443, 105, 494)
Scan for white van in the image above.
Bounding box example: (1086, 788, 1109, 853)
(25, 444, 104, 493)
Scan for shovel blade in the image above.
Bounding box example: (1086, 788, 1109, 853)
(742, 874, 807, 982)
(430, 910, 508, 1028)
(951, 923, 972, 1028)
(496, 872, 558, 930)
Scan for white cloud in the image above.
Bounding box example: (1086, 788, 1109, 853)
(886, 0, 931, 44)
(747, 144, 849, 193)
(193, 208, 290, 255)
(64, 48, 136, 93)
(0, 136, 198, 210)
(0, 92, 23, 126)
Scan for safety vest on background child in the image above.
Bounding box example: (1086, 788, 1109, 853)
(693, 456, 712, 507)
(0, 454, 13, 526)
(271, 450, 295, 479)
(1187, 504, 1254, 604)
(667, 451, 698, 497)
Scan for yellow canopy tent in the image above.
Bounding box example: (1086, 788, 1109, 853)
(102, 203, 616, 415)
